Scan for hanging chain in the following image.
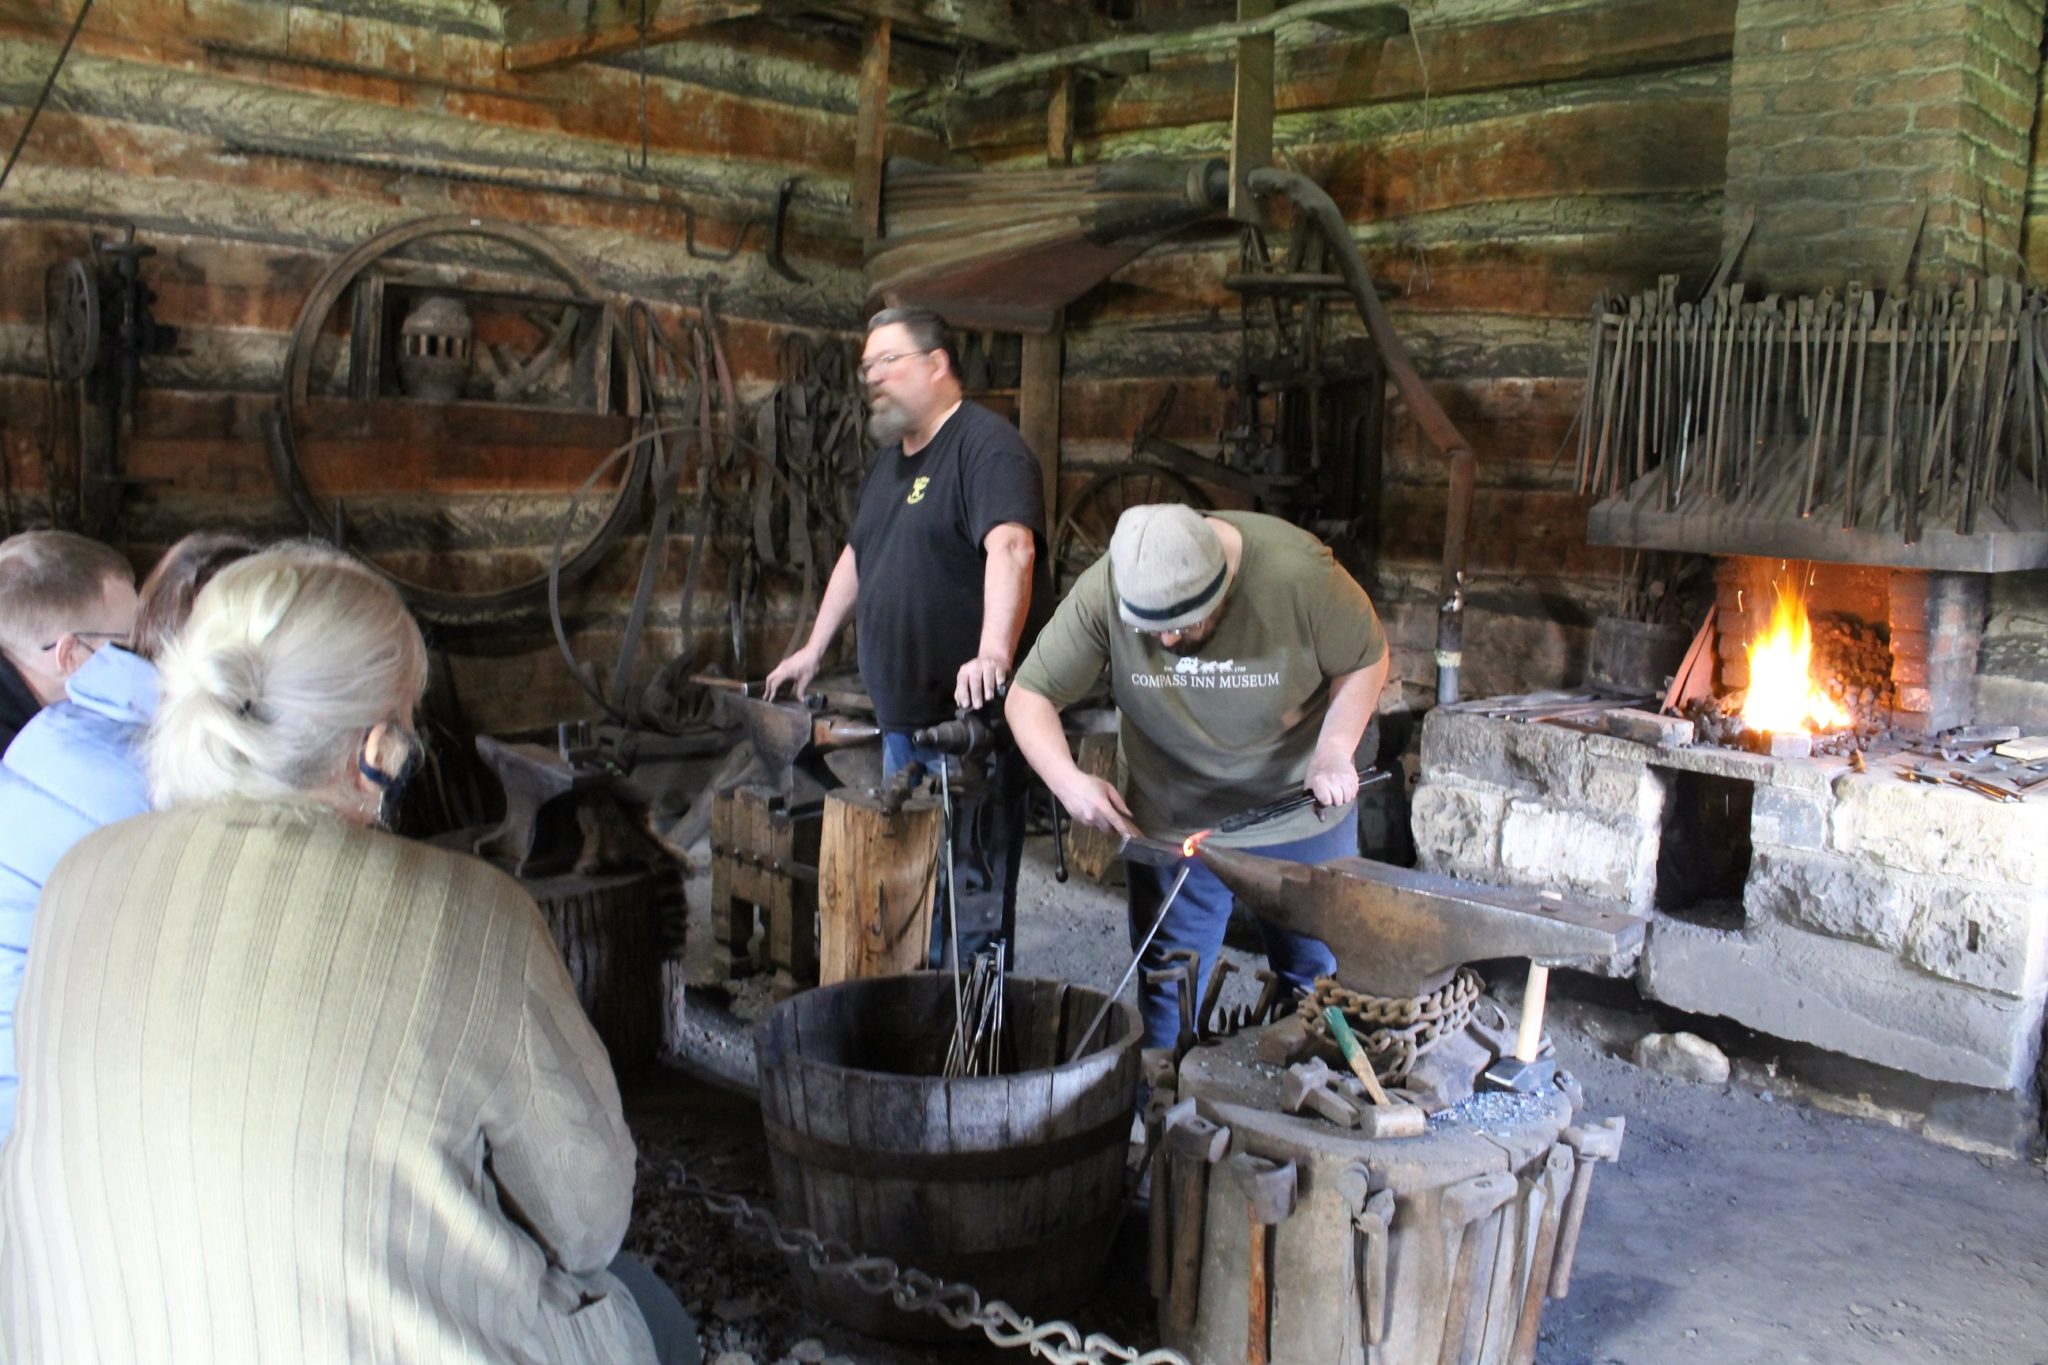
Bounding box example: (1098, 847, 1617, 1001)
(661, 1161, 1189, 1365)
(1299, 967, 1484, 1084)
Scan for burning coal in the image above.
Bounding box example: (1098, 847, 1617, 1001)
(1741, 582, 1852, 735)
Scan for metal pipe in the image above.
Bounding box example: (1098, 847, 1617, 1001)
(1242, 168, 1479, 707)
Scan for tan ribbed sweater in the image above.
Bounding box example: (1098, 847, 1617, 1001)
(0, 800, 657, 1365)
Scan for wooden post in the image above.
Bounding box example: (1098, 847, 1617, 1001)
(853, 19, 891, 241)
(1229, 0, 1274, 225)
(1020, 67, 1075, 523)
(1020, 327, 1063, 522)
(818, 786, 941, 985)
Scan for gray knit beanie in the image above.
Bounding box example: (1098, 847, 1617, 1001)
(1109, 504, 1228, 631)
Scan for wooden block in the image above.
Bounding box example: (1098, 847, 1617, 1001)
(818, 786, 941, 986)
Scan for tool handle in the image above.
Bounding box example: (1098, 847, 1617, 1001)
(1322, 1006, 1394, 1108)
(1215, 767, 1391, 834)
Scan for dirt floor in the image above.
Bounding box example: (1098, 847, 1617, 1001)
(628, 834, 2048, 1365)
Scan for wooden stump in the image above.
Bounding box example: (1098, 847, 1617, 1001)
(817, 786, 941, 985)
(1068, 731, 1124, 885)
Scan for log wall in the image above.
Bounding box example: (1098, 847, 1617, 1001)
(0, 0, 938, 732)
(949, 0, 1737, 705)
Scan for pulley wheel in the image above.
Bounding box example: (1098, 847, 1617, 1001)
(1052, 465, 1211, 596)
(45, 258, 98, 383)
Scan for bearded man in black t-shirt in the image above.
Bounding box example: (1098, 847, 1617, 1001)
(765, 307, 1051, 965)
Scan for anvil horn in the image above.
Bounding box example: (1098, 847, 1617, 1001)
(1197, 846, 1645, 998)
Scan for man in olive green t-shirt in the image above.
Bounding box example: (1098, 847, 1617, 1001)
(1006, 503, 1389, 1050)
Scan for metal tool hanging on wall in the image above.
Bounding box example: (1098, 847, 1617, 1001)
(32, 224, 179, 539)
(1574, 274, 2048, 544)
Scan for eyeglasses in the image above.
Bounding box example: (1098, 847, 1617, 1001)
(39, 630, 125, 653)
(859, 349, 932, 380)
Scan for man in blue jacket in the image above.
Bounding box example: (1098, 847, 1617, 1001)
(0, 530, 148, 1139)
(0, 530, 137, 754)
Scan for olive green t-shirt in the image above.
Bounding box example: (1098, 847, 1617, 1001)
(1014, 511, 1386, 847)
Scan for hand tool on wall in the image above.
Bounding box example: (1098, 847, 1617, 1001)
(1548, 1117, 1626, 1298)
(1436, 1172, 1518, 1365)
(1161, 1106, 1231, 1335)
(1226, 1153, 1298, 1365)
(1336, 1163, 1397, 1349)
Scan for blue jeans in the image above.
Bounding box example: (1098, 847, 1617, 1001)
(609, 1251, 700, 1365)
(1124, 808, 1357, 1051)
(882, 729, 1026, 968)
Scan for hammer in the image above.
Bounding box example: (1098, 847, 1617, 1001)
(1160, 1106, 1231, 1335)
(1280, 1058, 1359, 1127)
(1226, 1153, 1297, 1365)
(1481, 960, 1560, 1094)
(1322, 1007, 1427, 1138)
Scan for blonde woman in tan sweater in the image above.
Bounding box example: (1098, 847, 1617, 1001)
(0, 544, 694, 1365)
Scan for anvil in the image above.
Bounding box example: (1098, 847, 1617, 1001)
(1196, 847, 1645, 997)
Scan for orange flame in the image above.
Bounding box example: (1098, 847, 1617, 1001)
(1741, 583, 1851, 734)
(1182, 829, 1213, 858)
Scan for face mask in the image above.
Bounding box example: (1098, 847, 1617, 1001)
(358, 728, 420, 829)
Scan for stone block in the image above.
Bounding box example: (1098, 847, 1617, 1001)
(1603, 708, 1696, 748)
(1408, 779, 1506, 879)
(1830, 773, 2048, 884)
(1581, 756, 1661, 824)
(1419, 710, 1590, 803)
(1750, 785, 1828, 850)
(1499, 801, 1645, 904)
(1746, 850, 1908, 949)
(1902, 880, 2048, 998)
(1639, 918, 2046, 1090)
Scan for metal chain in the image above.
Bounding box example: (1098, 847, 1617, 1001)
(661, 1161, 1189, 1365)
(1299, 967, 1484, 1084)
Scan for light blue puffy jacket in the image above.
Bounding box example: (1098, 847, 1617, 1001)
(0, 645, 156, 1140)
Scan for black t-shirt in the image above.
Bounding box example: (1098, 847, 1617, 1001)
(848, 401, 1052, 729)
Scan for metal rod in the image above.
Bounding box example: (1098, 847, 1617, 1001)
(0, 0, 96, 194)
(1076, 862, 1194, 1056)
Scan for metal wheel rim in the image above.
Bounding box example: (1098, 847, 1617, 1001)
(1051, 465, 1211, 595)
(271, 215, 650, 621)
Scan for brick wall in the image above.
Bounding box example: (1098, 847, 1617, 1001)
(1724, 0, 2044, 291)
(1890, 569, 1988, 731)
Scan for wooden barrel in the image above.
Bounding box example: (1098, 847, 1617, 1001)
(753, 973, 1142, 1339)
(525, 865, 667, 1076)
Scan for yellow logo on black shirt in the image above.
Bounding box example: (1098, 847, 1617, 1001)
(906, 477, 930, 505)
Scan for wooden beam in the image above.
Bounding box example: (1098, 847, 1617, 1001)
(1020, 328, 1063, 524)
(501, 0, 767, 73)
(807, 0, 1111, 54)
(853, 18, 891, 240)
(953, 0, 1405, 96)
(1230, 0, 1275, 225)
(1047, 68, 1075, 168)
(1030, 75, 1072, 522)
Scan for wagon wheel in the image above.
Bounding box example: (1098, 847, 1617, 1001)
(1052, 465, 1211, 596)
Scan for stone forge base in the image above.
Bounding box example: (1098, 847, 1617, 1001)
(1412, 707, 2048, 1094)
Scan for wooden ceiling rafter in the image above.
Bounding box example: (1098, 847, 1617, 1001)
(498, 0, 1115, 74)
